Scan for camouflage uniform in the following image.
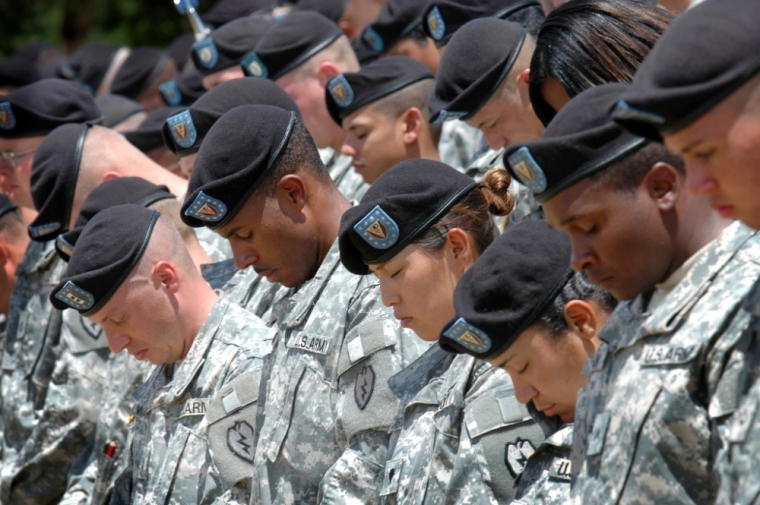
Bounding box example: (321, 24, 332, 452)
(510, 406, 572, 505)
(196, 226, 234, 262)
(439, 121, 487, 174)
(59, 352, 148, 505)
(570, 222, 760, 504)
(250, 239, 428, 505)
(466, 148, 543, 229)
(0, 240, 108, 504)
(380, 347, 543, 505)
(202, 259, 239, 291)
(320, 147, 369, 202)
(223, 267, 288, 322)
(118, 295, 274, 505)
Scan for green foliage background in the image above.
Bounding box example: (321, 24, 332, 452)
(0, 0, 218, 58)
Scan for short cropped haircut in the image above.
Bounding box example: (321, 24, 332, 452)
(370, 79, 443, 144)
(0, 208, 26, 243)
(590, 142, 685, 192)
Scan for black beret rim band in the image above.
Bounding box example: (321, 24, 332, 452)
(533, 137, 650, 204)
(381, 19, 424, 55)
(271, 31, 343, 81)
(1, 116, 104, 140)
(656, 64, 760, 136)
(82, 210, 159, 317)
(365, 179, 479, 267)
(481, 268, 574, 361)
(139, 191, 176, 208)
(494, 0, 542, 21)
(207, 112, 297, 230)
(334, 74, 434, 124)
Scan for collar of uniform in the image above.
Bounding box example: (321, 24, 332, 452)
(641, 221, 757, 336)
(542, 422, 574, 449)
(25, 240, 59, 275)
(169, 295, 231, 401)
(328, 153, 354, 186)
(278, 238, 345, 329)
(388, 345, 453, 402)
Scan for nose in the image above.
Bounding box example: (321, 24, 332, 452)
(341, 138, 358, 158)
(512, 377, 538, 405)
(684, 159, 717, 196)
(481, 127, 506, 151)
(231, 242, 259, 270)
(570, 240, 596, 273)
(378, 279, 400, 308)
(107, 333, 131, 354)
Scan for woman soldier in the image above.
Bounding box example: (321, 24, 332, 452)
(338, 159, 544, 503)
(439, 220, 617, 503)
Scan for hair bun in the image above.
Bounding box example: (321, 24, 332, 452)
(481, 168, 516, 217)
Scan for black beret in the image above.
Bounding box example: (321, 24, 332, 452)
(124, 107, 183, 153)
(192, 17, 272, 76)
(428, 19, 525, 124)
(28, 123, 90, 242)
(94, 94, 144, 128)
(293, 0, 347, 22)
(422, 0, 540, 46)
(59, 43, 124, 93)
(339, 159, 477, 275)
(181, 104, 297, 229)
(350, 36, 380, 66)
(160, 66, 206, 107)
(361, 0, 427, 55)
(202, 0, 276, 26)
(504, 83, 649, 204)
(439, 220, 573, 360)
(167, 32, 196, 69)
(0, 56, 42, 89)
(56, 177, 174, 262)
(0, 194, 17, 220)
(241, 11, 343, 80)
(611, 0, 760, 140)
(326, 56, 433, 125)
(50, 204, 159, 315)
(111, 48, 171, 99)
(162, 77, 298, 155)
(0, 79, 102, 138)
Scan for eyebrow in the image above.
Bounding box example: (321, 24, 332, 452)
(678, 139, 704, 156)
(222, 226, 242, 240)
(367, 261, 388, 273)
(493, 351, 518, 369)
(559, 214, 585, 227)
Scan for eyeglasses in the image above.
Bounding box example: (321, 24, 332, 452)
(0, 149, 36, 169)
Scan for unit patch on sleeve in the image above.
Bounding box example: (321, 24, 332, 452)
(355, 364, 376, 410)
(504, 438, 536, 477)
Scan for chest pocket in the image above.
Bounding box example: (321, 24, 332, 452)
(142, 424, 193, 504)
(379, 458, 403, 498)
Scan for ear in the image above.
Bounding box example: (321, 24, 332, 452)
(644, 162, 680, 212)
(152, 260, 180, 294)
(275, 174, 308, 215)
(0, 243, 8, 268)
(516, 68, 532, 105)
(444, 228, 475, 277)
(400, 107, 423, 145)
(316, 61, 342, 87)
(563, 300, 598, 341)
(102, 171, 122, 182)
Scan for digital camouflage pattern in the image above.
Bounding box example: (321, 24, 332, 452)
(196, 226, 234, 262)
(571, 222, 760, 504)
(223, 267, 288, 322)
(321, 148, 369, 202)
(250, 239, 428, 505)
(439, 121, 487, 174)
(380, 348, 543, 505)
(122, 295, 274, 505)
(59, 351, 149, 505)
(511, 421, 573, 505)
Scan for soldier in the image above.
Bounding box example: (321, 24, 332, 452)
(0, 57, 40, 96)
(528, 0, 673, 126)
(94, 95, 146, 133)
(439, 221, 616, 504)
(0, 197, 28, 334)
(181, 104, 427, 503)
(295, 0, 386, 38)
(242, 11, 368, 201)
(158, 66, 207, 109)
(603, 0, 760, 500)
(50, 205, 274, 504)
(503, 83, 760, 504)
(124, 107, 183, 176)
(57, 43, 131, 97)
(338, 159, 544, 503)
(326, 57, 441, 185)
(191, 17, 272, 90)
(110, 48, 178, 113)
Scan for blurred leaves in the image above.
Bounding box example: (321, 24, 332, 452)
(0, 0, 216, 58)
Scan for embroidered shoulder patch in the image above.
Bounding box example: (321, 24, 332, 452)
(353, 205, 400, 250)
(504, 438, 536, 477)
(54, 280, 95, 311)
(241, 52, 268, 78)
(432, 109, 467, 124)
(184, 190, 228, 223)
(507, 146, 548, 193)
(0, 102, 16, 130)
(362, 26, 384, 53)
(610, 100, 666, 125)
(159, 80, 182, 106)
(28, 222, 61, 239)
(193, 38, 219, 69)
(227, 420, 256, 462)
(328, 74, 355, 108)
(427, 6, 446, 41)
(166, 110, 197, 149)
(355, 365, 376, 410)
(443, 318, 492, 354)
